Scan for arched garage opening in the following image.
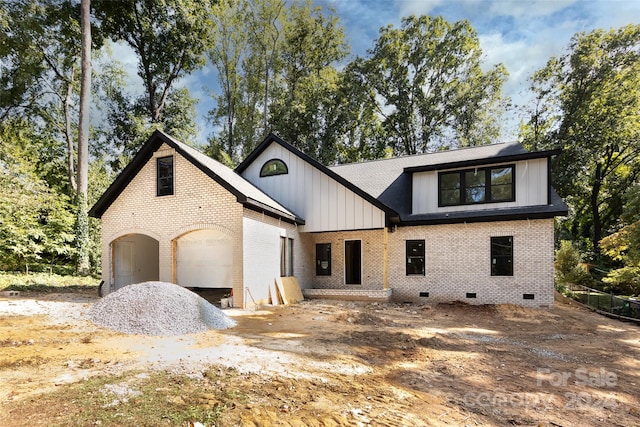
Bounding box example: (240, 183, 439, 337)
(175, 229, 233, 289)
(111, 234, 159, 291)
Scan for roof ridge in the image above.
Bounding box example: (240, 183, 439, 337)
(329, 141, 522, 169)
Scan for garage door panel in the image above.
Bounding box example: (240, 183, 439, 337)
(176, 230, 233, 288)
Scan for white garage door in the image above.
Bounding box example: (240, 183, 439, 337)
(176, 229, 233, 288)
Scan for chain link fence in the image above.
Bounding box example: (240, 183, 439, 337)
(564, 283, 640, 321)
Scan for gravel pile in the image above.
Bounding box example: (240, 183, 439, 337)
(87, 281, 236, 336)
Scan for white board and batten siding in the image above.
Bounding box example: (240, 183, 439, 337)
(412, 158, 549, 214)
(241, 143, 386, 232)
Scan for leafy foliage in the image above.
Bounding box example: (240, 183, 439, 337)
(599, 186, 640, 295)
(93, 0, 211, 160)
(351, 15, 508, 155)
(522, 25, 640, 252)
(0, 120, 75, 272)
(554, 240, 592, 286)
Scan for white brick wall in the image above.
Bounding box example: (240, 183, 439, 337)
(305, 229, 386, 290)
(101, 144, 245, 305)
(387, 219, 555, 307)
(299, 219, 555, 307)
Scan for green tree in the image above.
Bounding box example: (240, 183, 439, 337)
(554, 240, 591, 286)
(94, 0, 215, 123)
(599, 185, 640, 295)
(353, 15, 508, 155)
(207, 0, 253, 163)
(0, 120, 75, 272)
(522, 25, 640, 252)
(268, 0, 349, 164)
(0, 0, 95, 194)
(94, 0, 214, 155)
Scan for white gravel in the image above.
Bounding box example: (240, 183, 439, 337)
(87, 281, 236, 336)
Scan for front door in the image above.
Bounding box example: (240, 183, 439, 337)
(345, 240, 362, 285)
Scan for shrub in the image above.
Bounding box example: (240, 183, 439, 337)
(555, 240, 591, 286)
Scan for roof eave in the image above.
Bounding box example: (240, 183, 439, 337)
(403, 149, 562, 174)
(89, 130, 168, 218)
(398, 206, 568, 226)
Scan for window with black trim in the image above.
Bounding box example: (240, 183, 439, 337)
(157, 156, 174, 196)
(406, 240, 425, 276)
(260, 159, 288, 177)
(316, 243, 331, 276)
(491, 236, 513, 276)
(439, 165, 514, 206)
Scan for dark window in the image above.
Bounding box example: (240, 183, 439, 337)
(491, 236, 513, 276)
(490, 167, 514, 201)
(439, 165, 514, 206)
(260, 159, 288, 177)
(316, 243, 331, 276)
(439, 172, 461, 206)
(406, 240, 425, 276)
(344, 240, 362, 285)
(157, 156, 174, 196)
(280, 237, 294, 277)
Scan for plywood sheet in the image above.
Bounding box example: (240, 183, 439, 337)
(278, 277, 304, 304)
(269, 280, 281, 306)
(275, 277, 288, 305)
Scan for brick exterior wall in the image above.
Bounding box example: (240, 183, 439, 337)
(387, 219, 555, 307)
(298, 219, 554, 307)
(100, 144, 245, 305)
(305, 229, 386, 290)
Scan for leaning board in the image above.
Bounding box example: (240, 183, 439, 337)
(275, 277, 304, 305)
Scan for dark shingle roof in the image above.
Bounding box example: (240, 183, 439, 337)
(329, 142, 567, 222)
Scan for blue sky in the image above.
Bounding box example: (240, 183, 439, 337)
(117, 0, 640, 146)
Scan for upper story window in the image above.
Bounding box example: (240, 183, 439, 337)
(157, 156, 174, 196)
(438, 165, 514, 207)
(260, 159, 288, 177)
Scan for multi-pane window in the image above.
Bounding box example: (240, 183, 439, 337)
(491, 236, 513, 276)
(260, 159, 288, 177)
(280, 237, 294, 277)
(157, 156, 174, 196)
(406, 240, 425, 276)
(439, 165, 514, 206)
(315, 243, 331, 276)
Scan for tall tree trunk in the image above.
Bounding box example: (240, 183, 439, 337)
(64, 73, 77, 193)
(76, 0, 91, 276)
(591, 162, 603, 253)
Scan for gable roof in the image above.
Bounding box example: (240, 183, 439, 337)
(236, 133, 401, 223)
(89, 130, 304, 224)
(329, 142, 567, 223)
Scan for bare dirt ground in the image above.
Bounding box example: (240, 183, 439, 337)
(1, 290, 639, 426)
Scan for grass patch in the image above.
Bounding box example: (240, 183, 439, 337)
(0, 272, 99, 293)
(2, 367, 246, 427)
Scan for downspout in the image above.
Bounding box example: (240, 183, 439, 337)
(383, 226, 389, 290)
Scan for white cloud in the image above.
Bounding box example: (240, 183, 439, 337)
(488, 0, 576, 18)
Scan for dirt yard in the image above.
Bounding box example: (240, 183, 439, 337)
(1, 290, 639, 426)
